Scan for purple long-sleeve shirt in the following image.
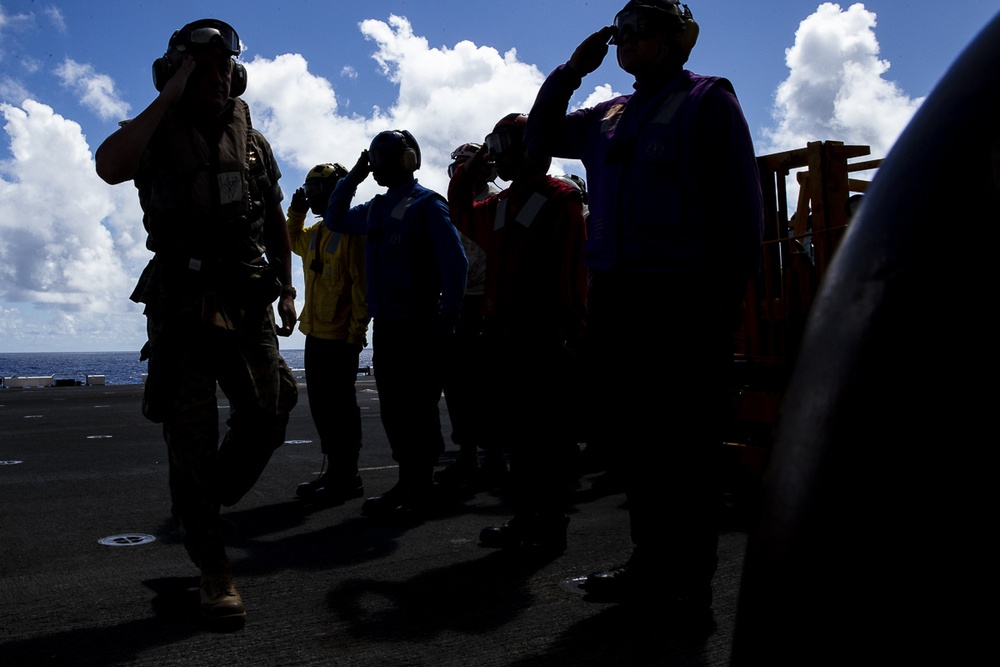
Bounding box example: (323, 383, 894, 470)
(525, 64, 763, 296)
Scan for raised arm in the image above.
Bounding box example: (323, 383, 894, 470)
(447, 144, 494, 246)
(524, 27, 613, 161)
(325, 151, 371, 235)
(95, 57, 195, 185)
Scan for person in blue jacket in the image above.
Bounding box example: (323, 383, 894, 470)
(524, 0, 763, 622)
(325, 130, 468, 519)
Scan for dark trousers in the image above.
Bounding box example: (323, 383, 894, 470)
(146, 305, 298, 568)
(304, 335, 362, 472)
(372, 317, 446, 481)
(442, 294, 489, 450)
(586, 269, 738, 590)
(488, 337, 577, 518)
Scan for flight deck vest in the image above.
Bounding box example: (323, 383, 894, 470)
(137, 98, 271, 270)
(131, 99, 277, 310)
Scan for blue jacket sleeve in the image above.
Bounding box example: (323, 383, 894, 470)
(324, 176, 368, 235)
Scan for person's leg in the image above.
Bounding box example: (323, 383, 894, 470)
(439, 295, 486, 482)
(151, 312, 245, 621)
(304, 334, 337, 453)
(216, 307, 298, 507)
(159, 329, 224, 570)
(325, 339, 363, 469)
(584, 275, 730, 615)
(298, 335, 363, 503)
(363, 318, 445, 517)
(479, 342, 569, 551)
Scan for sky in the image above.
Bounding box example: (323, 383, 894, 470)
(0, 0, 996, 354)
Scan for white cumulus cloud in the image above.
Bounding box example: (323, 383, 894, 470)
(762, 2, 922, 158)
(243, 16, 555, 201)
(0, 99, 146, 350)
(55, 58, 130, 121)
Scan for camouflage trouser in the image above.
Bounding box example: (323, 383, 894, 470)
(143, 303, 298, 568)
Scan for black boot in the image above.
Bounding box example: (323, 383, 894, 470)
(300, 470, 364, 507)
(362, 463, 434, 519)
(582, 547, 714, 615)
(479, 513, 569, 553)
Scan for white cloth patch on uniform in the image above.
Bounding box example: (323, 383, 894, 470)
(494, 199, 508, 231)
(217, 172, 243, 205)
(391, 196, 416, 220)
(515, 192, 548, 228)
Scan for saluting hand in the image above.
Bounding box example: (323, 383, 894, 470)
(159, 56, 196, 107)
(347, 150, 371, 184)
(568, 26, 616, 76)
(290, 187, 308, 214)
(464, 143, 492, 185)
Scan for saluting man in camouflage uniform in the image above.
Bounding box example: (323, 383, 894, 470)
(96, 18, 298, 625)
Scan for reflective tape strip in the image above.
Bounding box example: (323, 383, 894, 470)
(494, 199, 508, 231)
(325, 231, 343, 255)
(652, 90, 688, 126)
(391, 196, 416, 220)
(515, 192, 549, 228)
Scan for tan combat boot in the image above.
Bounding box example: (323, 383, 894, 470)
(199, 564, 246, 621)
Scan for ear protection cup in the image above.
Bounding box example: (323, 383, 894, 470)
(152, 55, 174, 92)
(401, 148, 418, 171)
(230, 62, 247, 97)
(399, 130, 421, 171)
(679, 17, 699, 52)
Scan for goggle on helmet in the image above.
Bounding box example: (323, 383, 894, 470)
(169, 18, 242, 55)
(610, 1, 692, 44)
(484, 113, 528, 159)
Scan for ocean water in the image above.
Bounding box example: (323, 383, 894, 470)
(0, 348, 374, 386)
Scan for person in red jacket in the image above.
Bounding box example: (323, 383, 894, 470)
(448, 113, 588, 552)
(437, 143, 508, 491)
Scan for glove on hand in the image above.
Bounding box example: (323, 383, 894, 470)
(290, 187, 308, 214)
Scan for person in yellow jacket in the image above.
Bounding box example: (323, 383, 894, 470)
(287, 163, 371, 507)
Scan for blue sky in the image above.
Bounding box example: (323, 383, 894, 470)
(0, 1, 997, 353)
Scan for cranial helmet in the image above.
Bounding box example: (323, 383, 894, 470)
(303, 162, 347, 198)
(302, 163, 347, 215)
(305, 162, 349, 184)
(492, 113, 528, 134)
(448, 142, 498, 181)
(152, 18, 247, 96)
(612, 1, 699, 53)
(451, 143, 482, 164)
(368, 130, 421, 172)
(484, 113, 528, 158)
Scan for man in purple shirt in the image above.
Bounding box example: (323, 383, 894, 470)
(525, 0, 763, 623)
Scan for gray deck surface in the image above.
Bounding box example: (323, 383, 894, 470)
(0, 379, 748, 666)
